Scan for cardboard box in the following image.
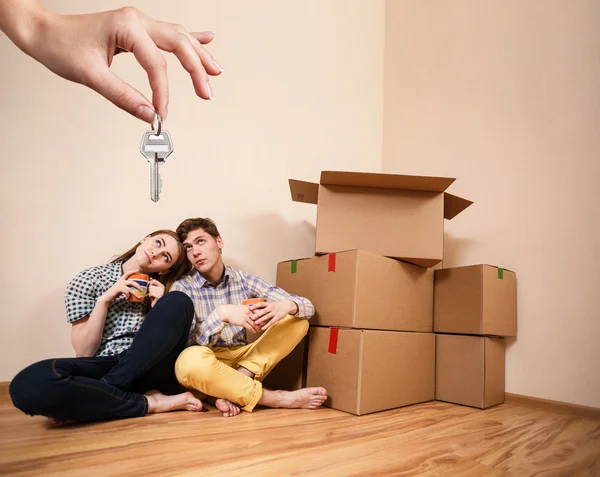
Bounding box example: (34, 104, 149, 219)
(434, 265, 517, 336)
(306, 327, 435, 415)
(289, 171, 472, 267)
(276, 250, 434, 332)
(435, 334, 505, 409)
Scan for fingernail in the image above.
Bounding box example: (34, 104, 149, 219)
(212, 59, 225, 73)
(206, 81, 214, 100)
(136, 105, 155, 123)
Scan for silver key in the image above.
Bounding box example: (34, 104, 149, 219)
(140, 116, 173, 202)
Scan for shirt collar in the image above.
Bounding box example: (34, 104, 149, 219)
(110, 261, 124, 281)
(194, 265, 234, 288)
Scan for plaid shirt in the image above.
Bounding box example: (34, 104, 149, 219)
(171, 266, 314, 347)
(64, 261, 146, 357)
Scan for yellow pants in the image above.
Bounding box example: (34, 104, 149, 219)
(175, 315, 309, 412)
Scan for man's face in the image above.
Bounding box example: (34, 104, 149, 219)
(182, 228, 224, 274)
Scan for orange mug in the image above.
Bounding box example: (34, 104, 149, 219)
(127, 273, 150, 302)
(243, 297, 265, 306)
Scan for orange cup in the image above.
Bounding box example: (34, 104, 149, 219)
(127, 273, 150, 302)
(243, 297, 265, 306)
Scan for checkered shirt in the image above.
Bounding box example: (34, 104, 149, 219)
(171, 266, 314, 347)
(65, 261, 146, 357)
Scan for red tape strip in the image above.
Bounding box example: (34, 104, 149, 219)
(328, 253, 336, 272)
(328, 328, 339, 354)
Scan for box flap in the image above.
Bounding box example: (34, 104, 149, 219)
(289, 179, 319, 204)
(320, 171, 455, 192)
(444, 193, 473, 220)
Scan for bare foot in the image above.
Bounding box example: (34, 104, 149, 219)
(145, 390, 203, 414)
(259, 387, 327, 409)
(47, 417, 76, 427)
(215, 398, 241, 417)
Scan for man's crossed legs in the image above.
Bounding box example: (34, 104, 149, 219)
(175, 315, 327, 416)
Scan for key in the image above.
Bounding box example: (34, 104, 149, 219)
(140, 117, 173, 202)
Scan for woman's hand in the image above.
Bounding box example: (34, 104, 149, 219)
(0, 2, 223, 122)
(148, 279, 165, 308)
(100, 269, 145, 303)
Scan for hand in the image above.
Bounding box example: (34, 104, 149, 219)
(147, 279, 165, 308)
(216, 305, 260, 334)
(2, 2, 223, 122)
(100, 269, 145, 303)
(250, 300, 298, 331)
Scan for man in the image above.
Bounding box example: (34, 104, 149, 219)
(171, 217, 327, 417)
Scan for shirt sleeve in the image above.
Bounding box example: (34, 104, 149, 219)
(64, 269, 103, 323)
(172, 278, 227, 346)
(243, 271, 315, 319)
(193, 309, 227, 346)
(170, 280, 186, 294)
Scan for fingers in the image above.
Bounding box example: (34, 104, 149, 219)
(117, 21, 170, 120)
(244, 318, 259, 334)
(123, 280, 145, 292)
(86, 66, 157, 122)
(190, 31, 215, 45)
(115, 284, 133, 299)
(254, 312, 275, 326)
(249, 302, 268, 312)
(261, 317, 277, 331)
(146, 22, 215, 102)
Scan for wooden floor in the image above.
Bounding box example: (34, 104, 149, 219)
(1, 389, 599, 477)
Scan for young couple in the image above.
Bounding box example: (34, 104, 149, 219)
(10, 218, 327, 425)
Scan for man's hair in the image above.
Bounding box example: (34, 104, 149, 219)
(176, 217, 221, 242)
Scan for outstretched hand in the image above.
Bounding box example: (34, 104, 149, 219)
(1, 2, 223, 122)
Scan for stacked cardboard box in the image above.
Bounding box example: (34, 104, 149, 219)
(265, 170, 492, 415)
(262, 170, 517, 414)
(434, 265, 517, 408)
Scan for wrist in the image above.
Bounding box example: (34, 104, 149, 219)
(10, 1, 56, 55)
(289, 299, 299, 315)
(216, 305, 229, 323)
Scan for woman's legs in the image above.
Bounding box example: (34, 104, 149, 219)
(9, 356, 148, 422)
(102, 291, 194, 393)
(9, 291, 200, 422)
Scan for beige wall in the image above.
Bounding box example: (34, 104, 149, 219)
(384, 0, 599, 407)
(3, 0, 597, 410)
(0, 0, 385, 380)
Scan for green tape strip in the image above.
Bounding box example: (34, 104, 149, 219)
(291, 260, 297, 274)
(498, 267, 504, 279)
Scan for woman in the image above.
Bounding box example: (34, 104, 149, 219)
(10, 229, 203, 424)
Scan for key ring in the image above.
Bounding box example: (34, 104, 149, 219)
(151, 112, 162, 136)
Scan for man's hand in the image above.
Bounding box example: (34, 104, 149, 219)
(250, 299, 298, 331)
(216, 305, 259, 334)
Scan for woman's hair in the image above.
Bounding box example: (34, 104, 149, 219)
(111, 229, 191, 292)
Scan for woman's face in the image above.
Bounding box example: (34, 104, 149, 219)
(134, 234, 180, 275)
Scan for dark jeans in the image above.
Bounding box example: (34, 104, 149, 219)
(9, 291, 194, 422)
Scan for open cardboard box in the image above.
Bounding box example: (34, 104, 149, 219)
(289, 171, 472, 267)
